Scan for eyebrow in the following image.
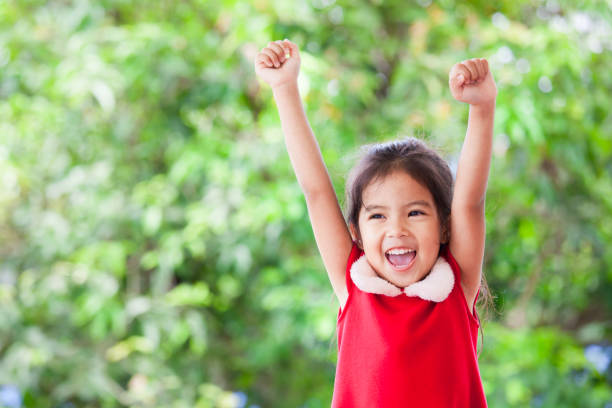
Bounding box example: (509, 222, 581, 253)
(364, 201, 432, 211)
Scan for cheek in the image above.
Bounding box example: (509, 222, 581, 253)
(357, 215, 371, 234)
(358, 224, 370, 245)
(358, 221, 377, 246)
(434, 223, 445, 245)
(354, 218, 367, 246)
(418, 219, 443, 244)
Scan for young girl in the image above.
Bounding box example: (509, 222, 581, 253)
(254, 39, 496, 407)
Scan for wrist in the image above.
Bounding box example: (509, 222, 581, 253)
(272, 80, 299, 95)
(469, 100, 496, 115)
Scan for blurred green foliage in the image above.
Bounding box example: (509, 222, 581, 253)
(0, 0, 611, 407)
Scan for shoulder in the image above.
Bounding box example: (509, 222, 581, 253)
(347, 242, 364, 268)
(338, 242, 363, 310)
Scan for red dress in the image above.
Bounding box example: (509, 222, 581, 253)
(331, 243, 487, 407)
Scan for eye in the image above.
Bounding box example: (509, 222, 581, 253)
(369, 213, 384, 220)
(408, 210, 424, 217)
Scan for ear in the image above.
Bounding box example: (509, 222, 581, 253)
(349, 223, 363, 249)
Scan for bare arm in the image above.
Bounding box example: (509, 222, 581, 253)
(271, 82, 339, 197)
(272, 82, 353, 304)
(453, 103, 495, 210)
(255, 40, 352, 306)
(448, 59, 497, 309)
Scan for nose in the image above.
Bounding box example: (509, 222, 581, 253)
(385, 214, 409, 238)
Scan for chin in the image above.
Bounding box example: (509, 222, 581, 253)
(391, 264, 432, 287)
(384, 268, 421, 287)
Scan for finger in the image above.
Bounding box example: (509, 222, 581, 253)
(449, 71, 465, 92)
(259, 52, 274, 68)
(471, 59, 484, 80)
(271, 41, 286, 56)
(267, 41, 285, 64)
(453, 64, 471, 84)
(263, 46, 281, 67)
(257, 53, 274, 68)
(273, 40, 290, 58)
(281, 39, 292, 57)
(261, 47, 281, 67)
(480, 58, 489, 77)
(462, 60, 478, 83)
(477, 59, 489, 80)
(449, 74, 463, 99)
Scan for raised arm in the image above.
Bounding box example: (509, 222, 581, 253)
(447, 58, 497, 308)
(254, 40, 352, 306)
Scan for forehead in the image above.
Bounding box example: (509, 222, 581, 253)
(362, 171, 434, 203)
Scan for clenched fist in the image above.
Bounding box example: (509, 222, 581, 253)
(449, 58, 497, 106)
(254, 39, 301, 90)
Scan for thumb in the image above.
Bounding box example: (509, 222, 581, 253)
(450, 74, 464, 99)
(282, 39, 297, 57)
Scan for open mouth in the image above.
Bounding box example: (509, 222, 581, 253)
(385, 248, 416, 271)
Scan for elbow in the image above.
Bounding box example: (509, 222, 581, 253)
(301, 180, 334, 201)
(303, 185, 327, 203)
(301, 183, 321, 200)
(452, 198, 486, 216)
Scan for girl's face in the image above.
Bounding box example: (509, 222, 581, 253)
(352, 170, 444, 288)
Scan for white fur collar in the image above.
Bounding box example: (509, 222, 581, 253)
(350, 255, 454, 302)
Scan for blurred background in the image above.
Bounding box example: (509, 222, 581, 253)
(1, 0, 611, 407)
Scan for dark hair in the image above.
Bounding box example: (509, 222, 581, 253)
(341, 136, 496, 356)
(345, 137, 453, 246)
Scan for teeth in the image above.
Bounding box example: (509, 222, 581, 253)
(386, 248, 416, 255)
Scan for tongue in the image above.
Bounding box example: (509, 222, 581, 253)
(387, 252, 416, 267)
